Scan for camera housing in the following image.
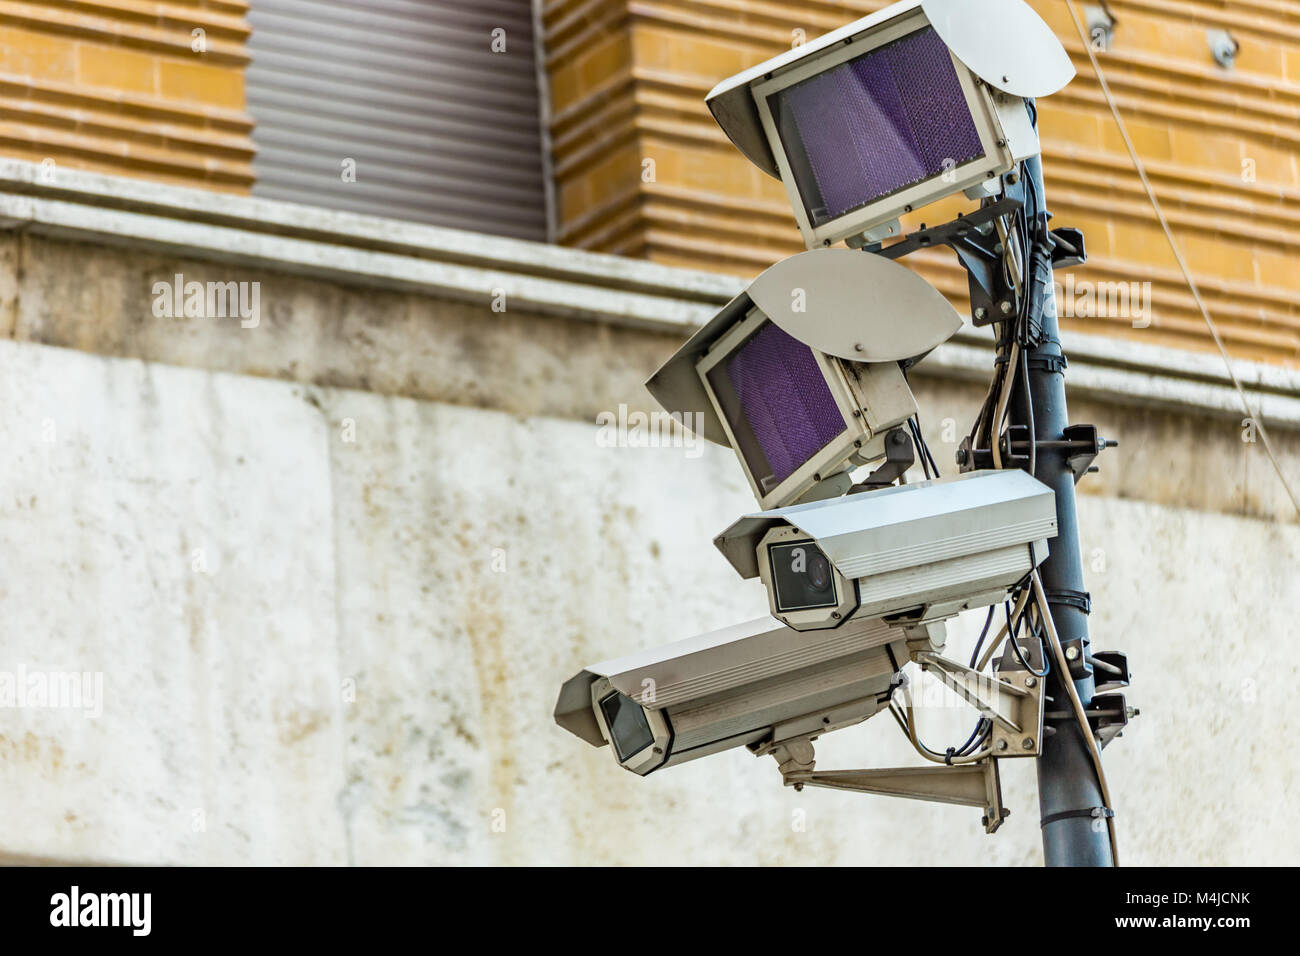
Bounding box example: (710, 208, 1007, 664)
(706, 0, 1075, 249)
(647, 249, 962, 510)
(717, 469, 1058, 630)
(554, 614, 905, 776)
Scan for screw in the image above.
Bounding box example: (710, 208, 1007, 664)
(1065, 646, 1080, 661)
(1025, 676, 1037, 688)
(854, 343, 865, 352)
(974, 306, 988, 321)
(996, 739, 1009, 751)
(1022, 737, 1035, 749)
(999, 300, 1014, 315)
(956, 448, 968, 465)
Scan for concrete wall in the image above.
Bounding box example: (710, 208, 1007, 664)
(1, 333, 1296, 865)
(2, 169, 1299, 865)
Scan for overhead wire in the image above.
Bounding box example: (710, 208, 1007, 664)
(1062, 0, 1300, 521)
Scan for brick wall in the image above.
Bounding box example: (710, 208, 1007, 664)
(0, 0, 253, 192)
(541, 0, 1300, 367)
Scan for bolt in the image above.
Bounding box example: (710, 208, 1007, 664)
(1022, 737, 1035, 749)
(854, 342, 865, 352)
(974, 306, 988, 321)
(956, 448, 968, 465)
(1065, 646, 1080, 661)
(1025, 675, 1037, 688)
(999, 300, 1015, 315)
(996, 739, 1009, 751)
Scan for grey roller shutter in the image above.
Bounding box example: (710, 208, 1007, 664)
(245, 0, 550, 241)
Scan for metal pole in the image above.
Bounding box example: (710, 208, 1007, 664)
(1017, 151, 1114, 867)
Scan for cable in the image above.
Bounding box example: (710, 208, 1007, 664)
(1005, 595, 1051, 678)
(1020, 344, 1038, 476)
(1062, 0, 1300, 522)
(911, 415, 942, 478)
(976, 585, 1032, 672)
(892, 682, 991, 765)
(969, 604, 998, 669)
(909, 418, 933, 479)
(1032, 569, 1120, 865)
(992, 341, 1021, 469)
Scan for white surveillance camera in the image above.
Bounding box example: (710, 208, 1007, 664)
(554, 614, 906, 776)
(706, 0, 1076, 249)
(716, 469, 1058, 629)
(646, 248, 961, 510)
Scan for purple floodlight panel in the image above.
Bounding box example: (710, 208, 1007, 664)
(773, 26, 985, 227)
(715, 322, 847, 489)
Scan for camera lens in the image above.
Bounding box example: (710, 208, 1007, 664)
(807, 551, 832, 592)
(770, 541, 839, 613)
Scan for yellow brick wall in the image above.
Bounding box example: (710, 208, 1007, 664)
(541, 0, 1300, 367)
(0, 0, 253, 192)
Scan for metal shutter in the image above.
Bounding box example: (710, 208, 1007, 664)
(245, 0, 550, 241)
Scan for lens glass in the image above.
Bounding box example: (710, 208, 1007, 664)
(706, 320, 847, 494)
(769, 540, 839, 612)
(599, 693, 655, 763)
(770, 25, 986, 228)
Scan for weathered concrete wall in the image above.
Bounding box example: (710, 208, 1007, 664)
(1, 331, 1296, 865)
(1, 170, 1298, 864)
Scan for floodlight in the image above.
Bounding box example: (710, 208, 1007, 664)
(647, 249, 961, 510)
(706, 0, 1075, 249)
(553, 614, 905, 776)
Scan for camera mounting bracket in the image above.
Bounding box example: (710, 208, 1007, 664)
(770, 741, 1010, 834)
(914, 651, 1045, 757)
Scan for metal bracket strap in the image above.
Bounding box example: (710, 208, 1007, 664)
(1045, 588, 1092, 614)
(1040, 806, 1114, 828)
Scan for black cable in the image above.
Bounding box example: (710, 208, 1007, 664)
(969, 604, 997, 669)
(1005, 594, 1051, 678)
(909, 418, 932, 479)
(911, 415, 941, 478)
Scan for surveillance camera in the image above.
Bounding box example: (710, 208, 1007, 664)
(554, 614, 905, 776)
(716, 469, 1057, 629)
(646, 248, 962, 510)
(706, 0, 1076, 249)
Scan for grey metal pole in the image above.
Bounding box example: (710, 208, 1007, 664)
(1018, 151, 1114, 867)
